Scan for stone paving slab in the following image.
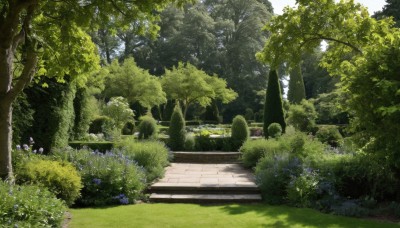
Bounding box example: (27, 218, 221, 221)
(153, 163, 257, 188)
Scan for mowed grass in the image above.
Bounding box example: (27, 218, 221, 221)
(69, 203, 400, 228)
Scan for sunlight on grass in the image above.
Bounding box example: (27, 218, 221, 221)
(69, 204, 399, 228)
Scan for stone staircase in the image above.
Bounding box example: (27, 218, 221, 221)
(148, 152, 262, 203)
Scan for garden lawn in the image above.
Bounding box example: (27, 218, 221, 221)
(69, 203, 399, 228)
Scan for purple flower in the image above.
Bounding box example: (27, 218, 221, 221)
(92, 178, 101, 185)
(29, 137, 35, 145)
(119, 197, 129, 204)
(22, 144, 29, 151)
(38, 148, 44, 154)
(16, 145, 21, 150)
(33, 150, 37, 154)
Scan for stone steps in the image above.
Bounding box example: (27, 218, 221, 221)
(172, 151, 241, 163)
(149, 193, 261, 203)
(148, 161, 262, 204)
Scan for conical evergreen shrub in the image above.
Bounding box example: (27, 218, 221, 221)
(231, 115, 249, 151)
(263, 69, 286, 138)
(168, 104, 186, 151)
(288, 64, 306, 104)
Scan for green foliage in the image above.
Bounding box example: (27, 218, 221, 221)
(122, 121, 135, 135)
(256, 152, 302, 204)
(184, 134, 196, 151)
(240, 139, 287, 168)
(24, 78, 77, 152)
(287, 100, 317, 133)
(313, 91, 349, 124)
(0, 181, 65, 227)
(287, 170, 320, 207)
(12, 92, 34, 145)
(72, 87, 92, 140)
(68, 141, 114, 152)
(138, 116, 158, 140)
(194, 135, 231, 151)
(263, 70, 286, 137)
(162, 62, 237, 117)
(16, 159, 82, 206)
(230, 115, 249, 151)
(257, 0, 400, 168)
(53, 148, 146, 206)
(168, 105, 186, 151)
(316, 125, 343, 147)
(103, 58, 166, 109)
(89, 116, 112, 134)
(288, 64, 306, 104)
(267, 123, 282, 138)
(116, 139, 170, 182)
(103, 97, 135, 130)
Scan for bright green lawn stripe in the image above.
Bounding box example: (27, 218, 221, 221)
(69, 204, 399, 228)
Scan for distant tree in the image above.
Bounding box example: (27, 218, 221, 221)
(161, 63, 237, 118)
(288, 64, 306, 104)
(103, 58, 167, 110)
(263, 70, 286, 138)
(374, 0, 400, 27)
(103, 97, 135, 132)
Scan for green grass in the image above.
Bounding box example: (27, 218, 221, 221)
(69, 203, 399, 228)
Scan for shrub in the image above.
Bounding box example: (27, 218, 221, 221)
(287, 168, 320, 207)
(122, 121, 135, 135)
(89, 115, 113, 134)
(316, 125, 343, 147)
(267, 123, 282, 138)
(240, 136, 292, 168)
(288, 64, 306, 104)
(287, 100, 317, 133)
(103, 97, 135, 131)
(230, 115, 250, 151)
(16, 159, 82, 206)
(0, 181, 65, 227)
(184, 133, 196, 151)
(168, 105, 186, 151)
(116, 139, 169, 181)
(255, 153, 302, 204)
(53, 148, 146, 206)
(138, 116, 157, 140)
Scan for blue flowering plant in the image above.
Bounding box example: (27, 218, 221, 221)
(52, 148, 146, 206)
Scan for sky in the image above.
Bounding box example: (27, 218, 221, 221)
(269, 0, 387, 15)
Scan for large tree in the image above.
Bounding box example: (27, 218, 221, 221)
(0, 0, 188, 180)
(257, 0, 400, 167)
(103, 58, 167, 110)
(161, 62, 237, 118)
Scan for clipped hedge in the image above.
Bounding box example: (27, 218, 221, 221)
(69, 141, 114, 152)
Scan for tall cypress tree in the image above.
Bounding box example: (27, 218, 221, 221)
(288, 64, 306, 104)
(263, 69, 286, 138)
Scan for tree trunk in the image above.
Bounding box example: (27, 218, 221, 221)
(0, 98, 12, 180)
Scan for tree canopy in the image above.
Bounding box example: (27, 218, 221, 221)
(257, 0, 400, 166)
(103, 58, 167, 109)
(0, 0, 190, 179)
(161, 62, 237, 118)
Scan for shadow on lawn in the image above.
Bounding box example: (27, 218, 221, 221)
(211, 204, 397, 228)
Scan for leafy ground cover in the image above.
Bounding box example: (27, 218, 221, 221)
(69, 203, 399, 228)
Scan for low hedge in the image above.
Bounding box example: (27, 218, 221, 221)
(69, 141, 114, 152)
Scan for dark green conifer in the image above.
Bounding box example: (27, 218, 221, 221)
(263, 69, 286, 138)
(168, 104, 186, 151)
